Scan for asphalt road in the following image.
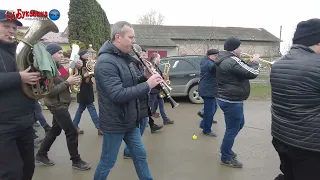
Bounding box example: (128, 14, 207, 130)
(32, 98, 281, 180)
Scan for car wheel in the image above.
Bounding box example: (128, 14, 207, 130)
(188, 85, 204, 104)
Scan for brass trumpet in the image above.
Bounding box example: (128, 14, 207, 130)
(241, 52, 275, 68)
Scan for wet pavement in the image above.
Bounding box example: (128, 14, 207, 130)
(32, 98, 281, 180)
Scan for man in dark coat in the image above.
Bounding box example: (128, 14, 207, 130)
(0, 9, 39, 180)
(271, 18, 320, 180)
(198, 49, 219, 137)
(94, 21, 163, 180)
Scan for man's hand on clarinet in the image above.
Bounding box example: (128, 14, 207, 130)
(146, 74, 163, 89)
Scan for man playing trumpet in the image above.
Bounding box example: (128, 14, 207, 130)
(215, 37, 260, 168)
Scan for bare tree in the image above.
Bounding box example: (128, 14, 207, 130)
(137, 9, 165, 25)
(178, 27, 222, 56)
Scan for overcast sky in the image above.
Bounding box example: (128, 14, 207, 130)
(5, 0, 319, 54)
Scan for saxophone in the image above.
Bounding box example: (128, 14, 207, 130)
(14, 16, 59, 100)
(159, 62, 171, 98)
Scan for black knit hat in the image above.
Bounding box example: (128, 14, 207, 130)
(79, 49, 88, 56)
(206, 49, 219, 56)
(224, 37, 241, 51)
(292, 18, 320, 46)
(46, 43, 62, 55)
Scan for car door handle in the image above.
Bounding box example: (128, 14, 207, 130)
(189, 73, 196, 77)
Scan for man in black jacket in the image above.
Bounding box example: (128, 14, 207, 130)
(0, 10, 40, 180)
(215, 37, 260, 168)
(93, 21, 163, 180)
(72, 49, 102, 136)
(270, 18, 320, 180)
(198, 49, 219, 137)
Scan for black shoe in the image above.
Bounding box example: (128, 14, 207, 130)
(164, 119, 174, 125)
(231, 151, 237, 159)
(151, 124, 163, 133)
(72, 159, 91, 171)
(36, 154, 55, 166)
(219, 150, 237, 159)
(203, 131, 217, 137)
(221, 159, 243, 168)
(123, 152, 132, 159)
(197, 111, 204, 118)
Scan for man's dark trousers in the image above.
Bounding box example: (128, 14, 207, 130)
(201, 97, 217, 134)
(272, 138, 320, 180)
(0, 126, 35, 180)
(37, 107, 80, 161)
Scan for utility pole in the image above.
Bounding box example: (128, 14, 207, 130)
(279, 25, 282, 40)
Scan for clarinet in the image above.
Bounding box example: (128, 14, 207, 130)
(132, 46, 179, 109)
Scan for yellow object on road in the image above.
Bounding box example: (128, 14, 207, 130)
(192, 135, 198, 140)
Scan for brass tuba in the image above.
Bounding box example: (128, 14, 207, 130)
(159, 62, 171, 98)
(68, 40, 86, 93)
(15, 15, 59, 100)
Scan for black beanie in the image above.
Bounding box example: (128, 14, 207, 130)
(46, 43, 62, 55)
(79, 49, 88, 56)
(292, 18, 320, 46)
(224, 38, 241, 51)
(206, 49, 219, 56)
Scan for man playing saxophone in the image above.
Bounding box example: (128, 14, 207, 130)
(35, 43, 91, 171)
(0, 9, 40, 180)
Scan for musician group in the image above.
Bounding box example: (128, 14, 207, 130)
(0, 8, 320, 180)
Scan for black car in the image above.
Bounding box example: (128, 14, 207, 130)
(158, 55, 204, 104)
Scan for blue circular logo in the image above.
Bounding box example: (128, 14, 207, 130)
(49, 9, 60, 21)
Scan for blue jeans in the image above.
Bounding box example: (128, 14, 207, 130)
(218, 100, 245, 161)
(73, 103, 100, 129)
(124, 117, 149, 156)
(34, 102, 49, 128)
(149, 94, 168, 121)
(94, 128, 153, 180)
(200, 97, 217, 134)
